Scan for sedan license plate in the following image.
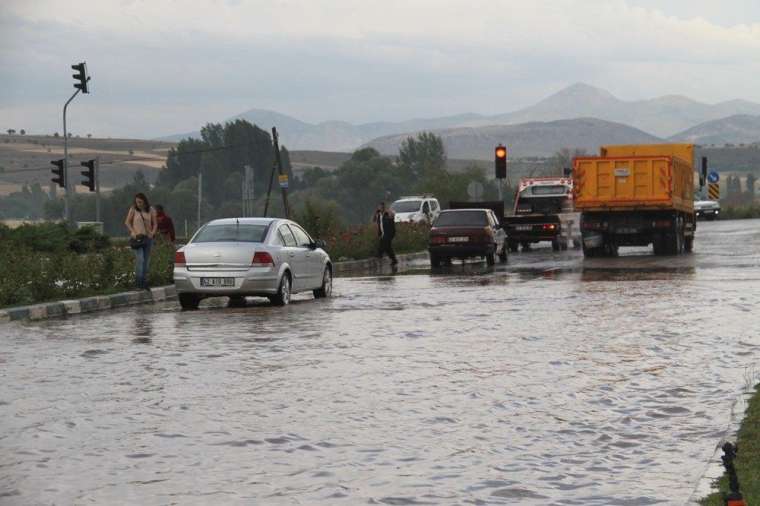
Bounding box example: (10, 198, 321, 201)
(515, 225, 533, 231)
(448, 236, 469, 243)
(200, 277, 235, 287)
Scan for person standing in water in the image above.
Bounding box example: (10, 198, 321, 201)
(124, 193, 158, 289)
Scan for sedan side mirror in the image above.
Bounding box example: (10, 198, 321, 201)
(312, 239, 327, 249)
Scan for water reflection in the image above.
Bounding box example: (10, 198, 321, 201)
(131, 315, 152, 344)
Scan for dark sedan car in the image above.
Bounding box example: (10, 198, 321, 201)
(428, 209, 508, 267)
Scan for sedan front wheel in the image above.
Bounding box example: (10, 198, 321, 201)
(313, 267, 332, 299)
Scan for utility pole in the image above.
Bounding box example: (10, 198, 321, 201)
(272, 127, 291, 218)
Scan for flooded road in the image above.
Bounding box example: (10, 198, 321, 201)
(2, 219, 760, 505)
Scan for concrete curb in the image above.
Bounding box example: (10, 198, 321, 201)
(333, 251, 429, 275)
(0, 251, 429, 323)
(0, 286, 177, 323)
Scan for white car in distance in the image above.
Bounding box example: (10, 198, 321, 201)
(391, 196, 441, 224)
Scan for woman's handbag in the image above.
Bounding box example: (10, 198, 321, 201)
(129, 234, 147, 249)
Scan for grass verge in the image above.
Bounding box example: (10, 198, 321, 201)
(700, 382, 760, 504)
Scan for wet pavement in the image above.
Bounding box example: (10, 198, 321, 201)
(2, 219, 760, 505)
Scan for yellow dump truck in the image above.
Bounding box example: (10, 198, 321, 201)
(573, 144, 696, 257)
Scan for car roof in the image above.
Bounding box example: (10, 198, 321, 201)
(205, 217, 279, 226)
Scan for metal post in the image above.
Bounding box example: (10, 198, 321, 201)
(272, 127, 290, 218)
(95, 156, 101, 223)
(197, 171, 202, 230)
(62, 88, 81, 223)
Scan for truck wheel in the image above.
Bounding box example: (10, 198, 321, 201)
(552, 239, 560, 252)
(430, 252, 441, 268)
(486, 252, 495, 266)
(684, 236, 694, 253)
(509, 241, 519, 253)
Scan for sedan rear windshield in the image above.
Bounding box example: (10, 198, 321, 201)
(193, 224, 269, 243)
(391, 200, 422, 213)
(434, 211, 488, 227)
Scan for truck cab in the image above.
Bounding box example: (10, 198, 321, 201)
(505, 177, 581, 252)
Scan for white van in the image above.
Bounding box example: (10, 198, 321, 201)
(390, 196, 441, 224)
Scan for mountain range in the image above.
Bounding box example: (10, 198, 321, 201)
(162, 83, 760, 156)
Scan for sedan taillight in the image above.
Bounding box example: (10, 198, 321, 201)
(252, 251, 275, 266)
(174, 251, 186, 266)
(430, 235, 447, 244)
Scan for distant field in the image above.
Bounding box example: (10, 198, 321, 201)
(0, 135, 174, 195)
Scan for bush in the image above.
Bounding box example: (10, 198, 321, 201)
(323, 222, 429, 261)
(0, 224, 174, 307)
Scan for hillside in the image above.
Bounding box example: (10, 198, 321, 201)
(476, 84, 760, 138)
(670, 115, 760, 145)
(160, 83, 760, 151)
(364, 118, 663, 159)
(0, 135, 174, 197)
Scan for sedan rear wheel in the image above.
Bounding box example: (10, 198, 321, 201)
(269, 273, 291, 306)
(313, 267, 332, 299)
(179, 293, 200, 310)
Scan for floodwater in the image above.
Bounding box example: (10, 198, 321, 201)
(2, 220, 760, 505)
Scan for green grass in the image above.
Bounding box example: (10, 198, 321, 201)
(700, 383, 760, 504)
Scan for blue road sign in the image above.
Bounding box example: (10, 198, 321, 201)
(707, 171, 719, 184)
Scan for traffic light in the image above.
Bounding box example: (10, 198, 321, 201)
(495, 144, 507, 179)
(80, 159, 96, 192)
(72, 62, 89, 93)
(51, 159, 66, 188)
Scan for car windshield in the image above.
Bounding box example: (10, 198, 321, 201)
(434, 211, 488, 227)
(193, 224, 269, 243)
(391, 200, 422, 213)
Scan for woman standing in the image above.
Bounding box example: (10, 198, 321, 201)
(125, 193, 157, 289)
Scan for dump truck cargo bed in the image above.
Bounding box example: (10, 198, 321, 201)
(573, 155, 694, 214)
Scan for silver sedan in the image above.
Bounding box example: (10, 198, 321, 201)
(173, 218, 332, 309)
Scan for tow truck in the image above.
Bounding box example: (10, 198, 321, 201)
(504, 177, 581, 252)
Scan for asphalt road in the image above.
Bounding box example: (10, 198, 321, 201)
(2, 219, 759, 505)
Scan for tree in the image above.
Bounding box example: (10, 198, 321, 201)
(7, 129, 15, 136)
(19, 129, 25, 136)
(87, 133, 92, 139)
(746, 174, 756, 199)
(398, 132, 446, 180)
(549, 148, 588, 175)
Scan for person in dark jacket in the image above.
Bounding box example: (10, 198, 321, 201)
(373, 202, 397, 265)
(154, 205, 176, 243)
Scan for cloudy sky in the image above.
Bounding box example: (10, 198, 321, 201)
(2, 0, 760, 138)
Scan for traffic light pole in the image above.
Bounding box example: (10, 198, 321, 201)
(95, 157, 101, 223)
(62, 87, 81, 223)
